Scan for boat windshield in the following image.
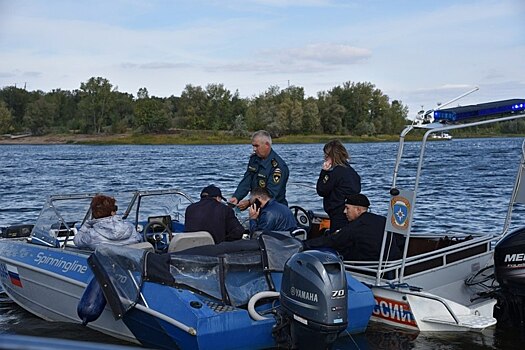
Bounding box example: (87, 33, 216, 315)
(29, 190, 193, 248)
(31, 195, 94, 247)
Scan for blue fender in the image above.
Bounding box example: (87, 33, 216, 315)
(77, 277, 107, 325)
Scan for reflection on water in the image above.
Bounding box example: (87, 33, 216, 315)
(0, 294, 137, 347)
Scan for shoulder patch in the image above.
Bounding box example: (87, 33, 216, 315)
(271, 158, 278, 168)
(323, 174, 329, 183)
(273, 170, 282, 184)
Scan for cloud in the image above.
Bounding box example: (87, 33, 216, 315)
(0, 72, 16, 78)
(281, 43, 371, 65)
(214, 0, 342, 9)
(120, 62, 192, 70)
(203, 42, 370, 75)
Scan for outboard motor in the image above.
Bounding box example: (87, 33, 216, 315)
(277, 250, 348, 349)
(494, 227, 525, 326)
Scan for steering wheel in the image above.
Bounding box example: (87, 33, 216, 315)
(143, 221, 173, 252)
(289, 205, 312, 234)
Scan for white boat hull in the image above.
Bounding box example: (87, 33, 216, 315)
(0, 240, 136, 343)
(345, 234, 497, 332)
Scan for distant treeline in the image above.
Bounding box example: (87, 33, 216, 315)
(0, 77, 523, 137)
(0, 77, 411, 137)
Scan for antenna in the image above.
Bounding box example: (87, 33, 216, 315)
(434, 86, 479, 111)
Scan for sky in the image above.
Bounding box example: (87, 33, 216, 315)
(1, 0, 524, 118)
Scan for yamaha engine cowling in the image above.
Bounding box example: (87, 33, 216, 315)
(279, 250, 348, 349)
(494, 227, 525, 326)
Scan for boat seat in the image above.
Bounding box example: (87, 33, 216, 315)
(127, 241, 155, 252)
(168, 231, 215, 253)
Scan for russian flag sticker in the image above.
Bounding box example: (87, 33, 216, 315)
(7, 265, 23, 288)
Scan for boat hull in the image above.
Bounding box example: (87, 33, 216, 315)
(121, 272, 374, 350)
(0, 239, 136, 343)
(348, 246, 497, 332)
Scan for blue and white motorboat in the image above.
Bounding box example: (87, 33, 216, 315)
(0, 189, 375, 350)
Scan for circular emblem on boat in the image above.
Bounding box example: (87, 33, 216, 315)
(290, 286, 296, 296)
(390, 196, 411, 229)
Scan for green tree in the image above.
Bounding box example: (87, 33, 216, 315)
(276, 97, 303, 134)
(0, 86, 32, 131)
(137, 87, 149, 99)
(318, 93, 344, 134)
(206, 83, 233, 130)
(302, 97, 321, 133)
(46, 89, 80, 133)
(232, 114, 249, 137)
(230, 90, 248, 129)
(354, 120, 376, 136)
(24, 97, 56, 135)
(388, 100, 410, 134)
(0, 101, 13, 134)
(245, 86, 283, 134)
(177, 85, 208, 129)
(111, 92, 135, 133)
(134, 97, 170, 133)
(78, 77, 116, 133)
(368, 89, 388, 134)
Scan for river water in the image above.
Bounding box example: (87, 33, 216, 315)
(1, 138, 525, 349)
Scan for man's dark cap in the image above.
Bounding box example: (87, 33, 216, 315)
(201, 185, 226, 201)
(345, 193, 370, 207)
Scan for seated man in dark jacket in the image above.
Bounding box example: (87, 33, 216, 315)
(248, 187, 297, 234)
(184, 185, 246, 244)
(304, 193, 401, 261)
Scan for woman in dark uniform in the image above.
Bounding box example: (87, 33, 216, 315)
(316, 140, 361, 232)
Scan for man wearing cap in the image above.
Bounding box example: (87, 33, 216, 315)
(304, 193, 401, 261)
(184, 185, 246, 244)
(229, 130, 289, 210)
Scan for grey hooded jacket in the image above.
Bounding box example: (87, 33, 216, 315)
(73, 215, 142, 250)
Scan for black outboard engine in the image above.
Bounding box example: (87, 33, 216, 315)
(494, 227, 525, 327)
(277, 250, 348, 349)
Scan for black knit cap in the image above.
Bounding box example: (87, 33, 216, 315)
(345, 193, 370, 207)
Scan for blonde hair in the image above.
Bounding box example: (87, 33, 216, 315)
(323, 140, 349, 166)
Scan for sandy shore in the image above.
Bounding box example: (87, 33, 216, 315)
(0, 134, 129, 145)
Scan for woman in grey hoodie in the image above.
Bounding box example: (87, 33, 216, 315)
(73, 194, 142, 250)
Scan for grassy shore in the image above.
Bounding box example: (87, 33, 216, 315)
(0, 130, 519, 145)
(0, 131, 404, 145)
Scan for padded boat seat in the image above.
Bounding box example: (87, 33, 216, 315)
(168, 231, 215, 253)
(127, 241, 154, 252)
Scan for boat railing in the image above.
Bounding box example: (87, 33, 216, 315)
(400, 289, 461, 325)
(376, 109, 525, 285)
(351, 228, 493, 284)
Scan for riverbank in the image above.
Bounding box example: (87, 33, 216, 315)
(1, 130, 518, 145)
(0, 132, 402, 145)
